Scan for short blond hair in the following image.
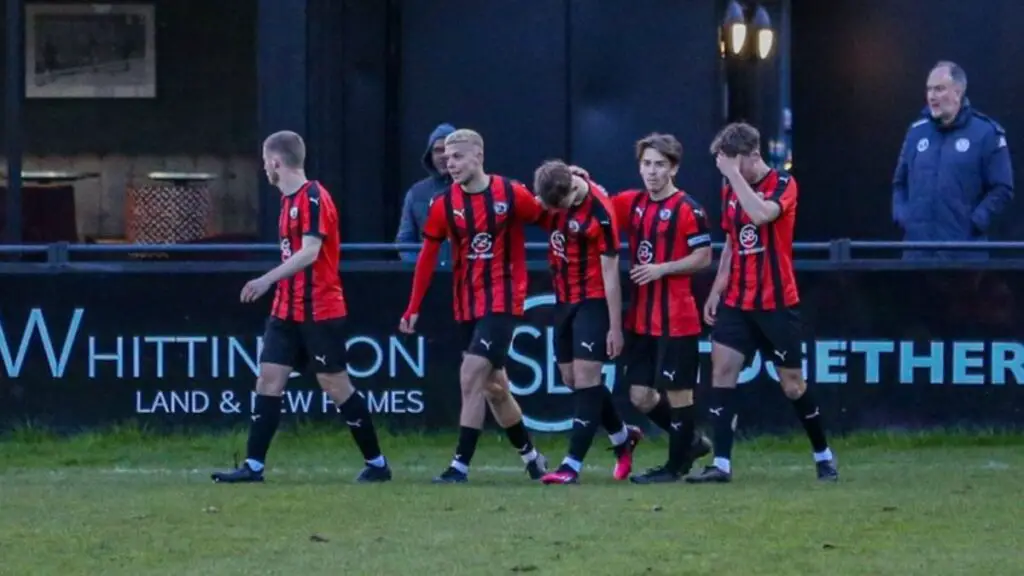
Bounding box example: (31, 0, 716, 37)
(445, 129, 484, 151)
(264, 131, 306, 168)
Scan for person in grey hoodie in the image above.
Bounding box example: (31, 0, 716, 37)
(396, 123, 456, 262)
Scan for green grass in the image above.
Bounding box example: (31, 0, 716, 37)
(1, 425, 1022, 575)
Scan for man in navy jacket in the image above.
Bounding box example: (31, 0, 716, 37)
(396, 123, 456, 262)
(892, 61, 1013, 259)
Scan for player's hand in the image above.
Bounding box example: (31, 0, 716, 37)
(399, 314, 419, 334)
(606, 328, 624, 359)
(703, 291, 721, 326)
(715, 153, 742, 177)
(568, 165, 590, 179)
(629, 263, 665, 286)
(240, 277, 271, 303)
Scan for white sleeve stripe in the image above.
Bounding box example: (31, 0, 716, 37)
(687, 234, 711, 247)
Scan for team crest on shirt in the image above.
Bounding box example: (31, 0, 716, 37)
(658, 208, 672, 221)
(568, 219, 581, 232)
(916, 138, 929, 152)
(550, 231, 568, 262)
(737, 224, 763, 255)
(470, 232, 494, 259)
(955, 138, 970, 152)
(636, 240, 654, 264)
(289, 206, 299, 219)
(493, 202, 508, 215)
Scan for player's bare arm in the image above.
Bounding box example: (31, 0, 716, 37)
(716, 154, 781, 225)
(704, 237, 732, 325)
(241, 235, 323, 303)
(601, 253, 624, 358)
(629, 246, 711, 286)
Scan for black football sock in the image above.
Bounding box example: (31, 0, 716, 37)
(565, 386, 605, 469)
(645, 394, 673, 433)
(504, 420, 538, 460)
(600, 392, 626, 435)
(709, 387, 737, 470)
(452, 426, 481, 471)
(791, 388, 830, 455)
(245, 394, 282, 469)
(337, 392, 385, 465)
(666, 405, 696, 473)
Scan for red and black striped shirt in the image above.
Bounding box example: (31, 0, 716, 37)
(611, 189, 711, 337)
(538, 181, 620, 304)
(721, 169, 800, 310)
(271, 181, 346, 322)
(421, 176, 543, 322)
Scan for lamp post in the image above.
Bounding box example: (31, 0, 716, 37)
(721, 1, 775, 60)
(721, 0, 778, 151)
(753, 5, 775, 60)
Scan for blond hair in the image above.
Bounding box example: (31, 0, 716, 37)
(445, 129, 484, 151)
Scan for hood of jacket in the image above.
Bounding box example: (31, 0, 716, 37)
(422, 123, 457, 178)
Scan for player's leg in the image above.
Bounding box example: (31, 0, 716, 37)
(475, 314, 546, 477)
(541, 307, 585, 483)
(624, 333, 706, 449)
(212, 318, 297, 483)
(759, 308, 838, 481)
(687, 306, 752, 483)
(542, 301, 625, 484)
(433, 322, 489, 484)
(623, 333, 670, 431)
(483, 366, 547, 479)
(544, 301, 638, 483)
(308, 318, 391, 483)
(630, 336, 702, 484)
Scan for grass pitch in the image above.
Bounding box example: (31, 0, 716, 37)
(1, 426, 1021, 576)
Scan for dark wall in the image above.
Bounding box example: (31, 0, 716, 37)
(1, 0, 257, 155)
(396, 0, 721, 242)
(791, 0, 1024, 241)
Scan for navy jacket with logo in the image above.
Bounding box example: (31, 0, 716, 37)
(891, 99, 1013, 259)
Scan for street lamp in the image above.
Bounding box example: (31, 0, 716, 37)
(723, 1, 747, 57)
(722, 1, 775, 60)
(752, 5, 774, 60)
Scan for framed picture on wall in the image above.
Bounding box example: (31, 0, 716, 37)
(25, 3, 156, 99)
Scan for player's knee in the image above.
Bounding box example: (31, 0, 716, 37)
(778, 369, 806, 399)
(255, 372, 288, 395)
(572, 361, 603, 389)
(629, 385, 659, 412)
(482, 375, 509, 403)
(316, 372, 354, 404)
(665, 389, 694, 408)
(558, 364, 576, 389)
(711, 358, 742, 389)
(459, 357, 490, 392)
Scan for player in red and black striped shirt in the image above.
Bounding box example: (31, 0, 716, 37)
(689, 122, 838, 485)
(531, 160, 644, 485)
(400, 129, 548, 483)
(212, 131, 390, 485)
(601, 133, 715, 484)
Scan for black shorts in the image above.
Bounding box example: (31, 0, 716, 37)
(554, 299, 610, 364)
(458, 313, 517, 369)
(259, 316, 349, 374)
(621, 332, 699, 391)
(711, 305, 803, 369)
